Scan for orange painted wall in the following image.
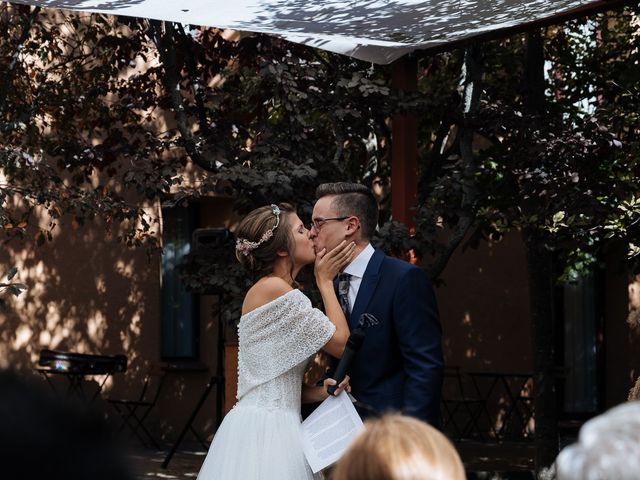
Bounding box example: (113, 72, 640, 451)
(437, 232, 533, 374)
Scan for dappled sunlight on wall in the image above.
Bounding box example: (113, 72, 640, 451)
(432, 231, 537, 441)
(0, 213, 161, 389)
(437, 231, 532, 372)
(461, 311, 479, 360)
(627, 274, 640, 329)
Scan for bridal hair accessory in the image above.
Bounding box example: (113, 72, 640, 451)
(236, 204, 281, 256)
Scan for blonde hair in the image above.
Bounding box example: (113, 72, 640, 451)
(332, 414, 466, 480)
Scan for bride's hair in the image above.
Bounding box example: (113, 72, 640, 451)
(235, 203, 295, 280)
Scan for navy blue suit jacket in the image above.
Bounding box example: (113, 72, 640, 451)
(343, 249, 443, 426)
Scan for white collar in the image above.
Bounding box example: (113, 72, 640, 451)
(343, 243, 375, 279)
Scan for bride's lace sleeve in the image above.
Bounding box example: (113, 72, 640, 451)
(237, 289, 336, 398)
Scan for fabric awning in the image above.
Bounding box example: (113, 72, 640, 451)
(12, 0, 627, 64)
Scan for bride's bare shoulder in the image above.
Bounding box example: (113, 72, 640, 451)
(242, 277, 294, 315)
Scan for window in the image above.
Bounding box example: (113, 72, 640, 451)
(562, 272, 602, 413)
(161, 205, 199, 360)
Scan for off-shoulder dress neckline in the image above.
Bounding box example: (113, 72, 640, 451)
(240, 288, 302, 317)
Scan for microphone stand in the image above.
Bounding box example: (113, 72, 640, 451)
(162, 293, 225, 469)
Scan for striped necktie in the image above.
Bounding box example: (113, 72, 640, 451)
(338, 273, 351, 317)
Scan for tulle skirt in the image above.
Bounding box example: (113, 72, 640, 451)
(196, 403, 319, 480)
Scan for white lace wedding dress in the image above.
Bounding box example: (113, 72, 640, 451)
(196, 289, 336, 480)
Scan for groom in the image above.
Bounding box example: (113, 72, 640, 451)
(310, 182, 443, 426)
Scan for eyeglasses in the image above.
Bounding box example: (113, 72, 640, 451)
(309, 216, 349, 231)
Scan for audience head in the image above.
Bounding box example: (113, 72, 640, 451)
(332, 413, 466, 480)
(0, 370, 133, 480)
(555, 401, 640, 480)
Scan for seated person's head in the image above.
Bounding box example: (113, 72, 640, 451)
(0, 370, 133, 480)
(556, 401, 640, 480)
(332, 413, 466, 480)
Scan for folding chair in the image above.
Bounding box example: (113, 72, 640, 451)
(441, 366, 487, 440)
(108, 369, 166, 449)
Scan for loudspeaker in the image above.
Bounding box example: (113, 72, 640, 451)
(191, 228, 233, 253)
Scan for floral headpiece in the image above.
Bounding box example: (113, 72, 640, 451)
(236, 204, 281, 256)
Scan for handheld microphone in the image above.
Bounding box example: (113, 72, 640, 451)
(327, 328, 365, 396)
(327, 313, 379, 396)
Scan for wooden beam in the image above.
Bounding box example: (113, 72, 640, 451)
(391, 55, 418, 228)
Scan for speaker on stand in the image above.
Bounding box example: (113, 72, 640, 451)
(162, 228, 233, 469)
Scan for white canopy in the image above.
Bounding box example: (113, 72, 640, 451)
(14, 0, 622, 63)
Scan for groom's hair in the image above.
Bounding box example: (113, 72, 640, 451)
(316, 183, 378, 240)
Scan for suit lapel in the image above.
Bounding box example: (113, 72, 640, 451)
(350, 249, 384, 329)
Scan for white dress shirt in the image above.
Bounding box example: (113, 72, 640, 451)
(342, 243, 375, 313)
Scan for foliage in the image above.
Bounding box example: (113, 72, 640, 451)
(0, 267, 27, 310)
(405, 5, 640, 282)
(1, 3, 640, 320)
(0, 5, 395, 317)
(0, 7, 391, 233)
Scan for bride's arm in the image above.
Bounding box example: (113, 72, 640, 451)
(302, 376, 350, 404)
(314, 241, 355, 358)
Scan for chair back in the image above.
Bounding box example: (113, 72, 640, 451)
(443, 365, 468, 399)
(441, 365, 487, 440)
(139, 370, 167, 405)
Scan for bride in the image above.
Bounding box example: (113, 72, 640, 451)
(196, 203, 355, 480)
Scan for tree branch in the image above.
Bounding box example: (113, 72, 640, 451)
(427, 45, 483, 280)
(175, 24, 211, 140)
(150, 20, 218, 173)
(419, 114, 454, 198)
(0, 5, 40, 128)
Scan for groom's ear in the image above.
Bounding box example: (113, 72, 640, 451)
(344, 216, 361, 237)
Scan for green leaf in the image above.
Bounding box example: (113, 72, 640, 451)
(6, 267, 17, 281)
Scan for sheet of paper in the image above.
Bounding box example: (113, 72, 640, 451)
(301, 391, 364, 473)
